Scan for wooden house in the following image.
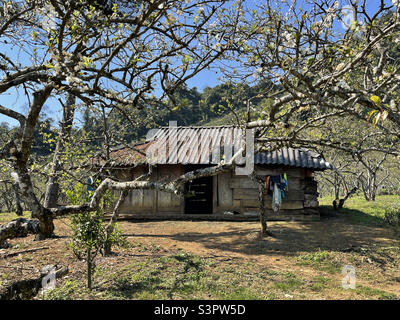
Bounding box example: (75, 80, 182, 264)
(91, 126, 333, 221)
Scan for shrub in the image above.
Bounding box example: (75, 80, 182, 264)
(67, 180, 124, 290)
(384, 204, 400, 228)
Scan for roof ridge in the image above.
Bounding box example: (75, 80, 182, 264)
(158, 125, 240, 128)
(109, 140, 149, 152)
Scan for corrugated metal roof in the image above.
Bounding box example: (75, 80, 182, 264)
(96, 126, 333, 171)
(254, 147, 333, 170)
(148, 126, 243, 165)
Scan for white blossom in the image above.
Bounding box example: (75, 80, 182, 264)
(10, 172, 19, 182)
(38, 4, 57, 32)
(66, 76, 82, 85)
(53, 63, 61, 74)
(282, 31, 295, 47)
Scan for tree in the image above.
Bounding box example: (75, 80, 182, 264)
(70, 210, 105, 290)
(68, 182, 124, 289)
(206, 0, 400, 223)
(221, 1, 400, 149)
(308, 113, 397, 203)
(0, 0, 244, 243)
(2, 0, 399, 245)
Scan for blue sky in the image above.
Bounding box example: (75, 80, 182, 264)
(0, 69, 222, 128)
(0, 0, 395, 128)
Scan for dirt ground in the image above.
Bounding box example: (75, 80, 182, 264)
(1, 214, 400, 300)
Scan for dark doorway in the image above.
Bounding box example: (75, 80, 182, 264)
(184, 165, 213, 214)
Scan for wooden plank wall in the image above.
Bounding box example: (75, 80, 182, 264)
(114, 164, 315, 219)
(156, 164, 184, 213)
(215, 166, 307, 214)
(116, 165, 152, 214)
(116, 165, 184, 215)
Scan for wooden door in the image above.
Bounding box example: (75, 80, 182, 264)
(184, 165, 213, 214)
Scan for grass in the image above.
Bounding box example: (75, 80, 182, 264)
(43, 280, 80, 300)
(310, 276, 332, 292)
(42, 244, 400, 300)
(0, 211, 31, 223)
(354, 285, 399, 300)
(41, 242, 400, 300)
(273, 272, 304, 292)
(43, 252, 272, 300)
(296, 250, 341, 274)
(2, 195, 400, 300)
(319, 195, 400, 227)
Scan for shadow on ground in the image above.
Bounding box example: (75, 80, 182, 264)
(120, 208, 400, 258)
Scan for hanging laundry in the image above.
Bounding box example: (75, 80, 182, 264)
(283, 173, 288, 191)
(272, 183, 282, 212)
(264, 173, 289, 212)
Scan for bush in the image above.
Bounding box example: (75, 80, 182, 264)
(384, 204, 400, 228)
(66, 180, 124, 290)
